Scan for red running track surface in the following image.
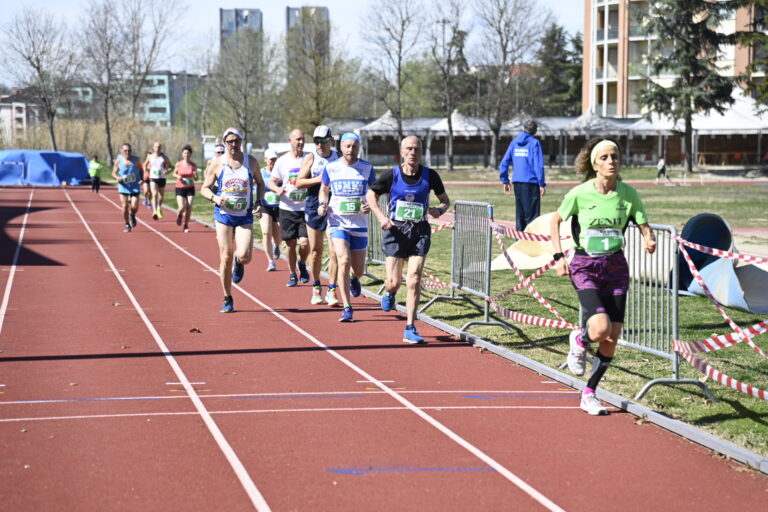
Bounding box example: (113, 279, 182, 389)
(0, 187, 766, 511)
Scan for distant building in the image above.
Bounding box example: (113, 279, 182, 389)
(220, 8, 263, 47)
(285, 6, 330, 76)
(137, 71, 203, 128)
(0, 89, 41, 146)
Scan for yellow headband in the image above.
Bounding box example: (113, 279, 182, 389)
(590, 140, 619, 164)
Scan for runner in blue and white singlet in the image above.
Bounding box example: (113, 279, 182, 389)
(201, 128, 264, 313)
(111, 142, 143, 233)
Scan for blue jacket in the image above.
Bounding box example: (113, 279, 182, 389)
(499, 131, 546, 187)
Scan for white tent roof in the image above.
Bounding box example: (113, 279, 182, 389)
(429, 110, 489, 137)
(565, 111, 628, 133)
(359, 110, 442, 136)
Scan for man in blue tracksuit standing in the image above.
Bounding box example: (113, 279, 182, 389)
(499, 119, 546, 231)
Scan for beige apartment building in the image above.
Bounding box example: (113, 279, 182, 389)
(582, 0, 759, 118)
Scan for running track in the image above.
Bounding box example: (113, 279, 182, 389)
(1, 186, 766, 511)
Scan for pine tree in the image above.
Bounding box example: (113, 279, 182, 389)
(536, 24, 582, 116)
(637, 0, 739, 174)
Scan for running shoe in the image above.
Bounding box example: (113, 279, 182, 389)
(273, 244, 280, 260)
(311, 285, 323, 304)
(266, 260, 276, 271)
(183, 224, 189, 233)
(220, 295, 234, 313)
(298, 261, 309, 283)
(350, 276, 362, 297)
(286, 273, 298, 287)
(232, 257, 244, 284)
(403, 324, 425, 344)
(580, 392, 608, 416)
(567, 329, 587, 376)
(176, 211, 183, 226)
(152, 210, 158, 220)
(339, 306, 354, 322)
(130, 212, 137, 227)
(381, 292, 396, 312)
(157, 208, 164, 219)
(124, 223, 132, 233)
(143, 198, 149, 207)
(325, 287, 339, 306)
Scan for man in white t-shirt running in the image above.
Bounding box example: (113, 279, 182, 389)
(268, 129, 310, 287)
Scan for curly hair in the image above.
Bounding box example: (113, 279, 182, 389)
(574, 137, 621, 182)
(181, 145, 193, 155)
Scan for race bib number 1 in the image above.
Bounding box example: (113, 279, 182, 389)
(338, 198, 362, 215)
(224, 197, 248, 211)
(394, 200, 424, 221)
(584, 228, 624, 256)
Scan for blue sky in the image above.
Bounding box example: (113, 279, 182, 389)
(3, 0, 584, 79)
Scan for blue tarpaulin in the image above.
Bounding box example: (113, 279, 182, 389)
(0, 150, 89, 186)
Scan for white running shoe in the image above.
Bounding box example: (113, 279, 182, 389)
(580, 392, 608, 416)
(567, 330, 587, 376)
(266, 260, 276, 271)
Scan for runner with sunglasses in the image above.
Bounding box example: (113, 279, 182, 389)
(295, 125, 341, 306)
(200, 128, 264, 313)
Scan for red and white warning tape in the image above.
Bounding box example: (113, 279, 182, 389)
(420, 272, 452, 289)
(675, 346, 768, 401)
(675, 236, 768, 266)
(674, 321, 768, 354)
(491, 222, 572, 242)
(430, 220, 454, 234)
(489, 301, 578, 330)
(488, 249, 573, 302)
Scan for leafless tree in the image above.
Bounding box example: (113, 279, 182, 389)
(121, 0, 179, 119)
(211, 29, 283, 147)
(2, 8, 79, 151)
(428, 1, 470, 170)
(473, 0, 547, 167)
(362, 0, 423, 142)
(82, 0, 128, 162)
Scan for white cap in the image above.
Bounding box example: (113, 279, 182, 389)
(222, 128, 244, 140)
(264, 148, 278, 159)
(313, 125, 332, 139)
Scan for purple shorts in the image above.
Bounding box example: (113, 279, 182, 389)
(569, 251, 629, 295)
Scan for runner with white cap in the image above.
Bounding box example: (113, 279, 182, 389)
(260, 147, 282, 271)
(200, 128, 264, 312)
(317, 132, 376, 322)
(295, 125, 341, 305)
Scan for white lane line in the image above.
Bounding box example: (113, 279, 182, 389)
(0, 189, 34, 336)
(357, 380, 394, 383)
(0, 405, 581, 423)
(99, 194, 565, 512)
(166, 382, 206, 385)
(67, 190, 271, 512)
(0, 389, 579, 405)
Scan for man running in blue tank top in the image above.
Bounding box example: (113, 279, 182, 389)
(317, 132, 376, 322)
(200, 128, 264, 313)
(111, 142, 143, 233)
(367, 135, 451, 343)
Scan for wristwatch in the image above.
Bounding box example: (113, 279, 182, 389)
(553, 252, 565, 261)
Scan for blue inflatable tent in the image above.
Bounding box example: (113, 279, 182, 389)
(0, 150, 89, 186)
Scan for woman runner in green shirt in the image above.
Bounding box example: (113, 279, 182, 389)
(550, 138, 656, 415)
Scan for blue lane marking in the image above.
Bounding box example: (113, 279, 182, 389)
(326, 467, 496, 476)
(463, 394, 576, 399)
(18, 396, 164, 403)
(228, 394, 365, 400)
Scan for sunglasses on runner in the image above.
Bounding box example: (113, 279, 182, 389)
(224, 138, 241, 145)
(313, 137, 331, 144)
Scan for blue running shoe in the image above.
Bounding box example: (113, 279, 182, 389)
(298, 261, 309, 283)
(339, 306, 354, 322)
(286, 273, 298, 287)
(381, 292, 396, 312)
(403, 324, 425, 344)
(232, 257, 244, 284)
(350, 276, 361, 297)
(220, 296, 234, 313)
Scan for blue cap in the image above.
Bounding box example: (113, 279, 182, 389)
(340, 132, 360, 142)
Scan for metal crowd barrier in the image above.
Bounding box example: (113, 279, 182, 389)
(617, 223, 715, 400)
(419, 200, 509, 332)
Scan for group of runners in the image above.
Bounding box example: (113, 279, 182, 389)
(110, 128, 655, 415)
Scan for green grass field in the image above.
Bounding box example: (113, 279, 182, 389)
(158, 169, 768, 457)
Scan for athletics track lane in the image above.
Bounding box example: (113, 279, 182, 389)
(1, 187, 767, 511)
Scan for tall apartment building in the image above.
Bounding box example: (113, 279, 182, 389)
(582, 0, 759, 118)
(285, 6, 330, 71)
(220, 8, 263, 47)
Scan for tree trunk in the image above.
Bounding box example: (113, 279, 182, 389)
(103, 96, 114, 163)
(47, 116, 58, 151)
(490, 126, 501, 169)
(446, 114, 454, 171)
(685, 115, 694, 174)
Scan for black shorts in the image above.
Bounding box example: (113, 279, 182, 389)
(381, 220, 431, 258)
(175, 187, 195, 198)
(279, 209, 307, 241)
(577, 290, 627, 323)
(262, 204, 280, 220)
(120, 192, 140, 198)
(151, 178, 167, 187)
(305, 207, 328, 231)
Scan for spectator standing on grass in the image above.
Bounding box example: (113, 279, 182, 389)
(260, 148, 283, 272)
(89, 155, 104, 193)
(655, 156, 670, 184)
(367, 135, 451, 344)
(200, 128, 264, 313)
(549, 137, 656, 416)
(499, 119, 546, 231)
(173, 145, 198, 233)
(111, 143, 143, 233)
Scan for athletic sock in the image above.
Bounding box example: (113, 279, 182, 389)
(312, 280, 320, 287)
(586, 351, 613, 390)
(328, 284, 337, 290)
(579, 326, 593, 348)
